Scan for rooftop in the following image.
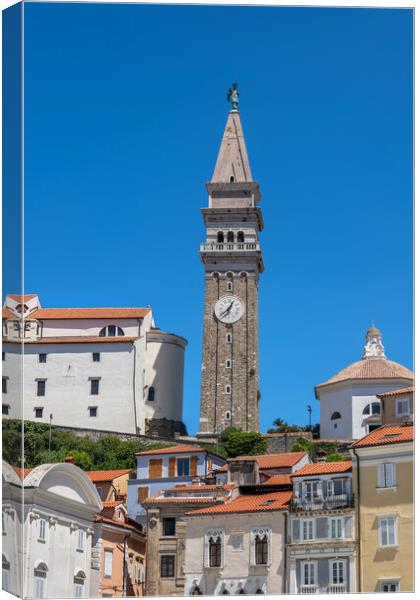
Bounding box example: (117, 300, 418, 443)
(86, 469, 133, 483)
(229, 452, 307, 469)
(377, 386, 414, 398)
(291, 461, 352, 478)
(351, 425, 414, 449)
(187, 491, 292, 516)
(262, 475, 292, 486)
(135, 444, 209, 457)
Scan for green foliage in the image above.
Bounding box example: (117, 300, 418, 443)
(2, 420, 171, 469)
(268, 418, 306, 433)
(291, 436, 340, 460)
(291, 436, 314, 453)
(325, 452, 345, 462)
(222, 430, 268, 458)
(200, 443, 228, 460)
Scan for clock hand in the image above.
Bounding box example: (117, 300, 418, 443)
(226, 301, 234, 313)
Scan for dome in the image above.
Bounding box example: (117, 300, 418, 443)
(315, 357, 413, 399)
(366, 325, 381, 336)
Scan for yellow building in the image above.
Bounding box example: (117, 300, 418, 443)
(86, 469, 134, 502)
(351, 424, 414, 592)
(377, 386, 414, 426)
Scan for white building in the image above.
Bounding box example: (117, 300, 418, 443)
(2, 294, 187, 435)
(2, 460, 103, 599)
(315, 326, 413, 440)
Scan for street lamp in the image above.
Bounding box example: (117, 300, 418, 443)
(306, 405, 312, 429)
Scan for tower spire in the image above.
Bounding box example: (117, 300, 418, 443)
(363, 325, 386, 359)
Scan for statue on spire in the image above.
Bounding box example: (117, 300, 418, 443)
(227, 83, 240, 111)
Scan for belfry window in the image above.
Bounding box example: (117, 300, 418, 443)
(99, 325, 124, 337)
(230, 176, 235, 182)
(227, 231, 234, 243)
(217, 232, 224, 243)
(148, 387, 155, 402)
(225, 385, 231, 395)
(237, 231, 244, 243)
(331, 412, 341, 420)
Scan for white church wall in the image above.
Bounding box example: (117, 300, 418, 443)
(41, 318, 141, 338)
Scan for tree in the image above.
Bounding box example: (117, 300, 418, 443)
(222, 430, 268, 458)
(291, 437, 314, 454)
(267, 418, 305, 433)
(325, 452, 345, 462)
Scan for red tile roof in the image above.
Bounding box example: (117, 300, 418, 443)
(377, 387, 414, 398)
(135, 444, 207, 456)
(351, 425, 414, 449)
(291, 461, 352, 478)
(229, 452, 307, 469)
(262, 475, 292, 486)
(166, 484, 234, 492)
(94, 515, 144, 534)
(12, 466, 33, 480)
(7, 294, 38, 303)
(102, 500, 124, 508)
(143, 496, 219, 505)
(211, 464, 228, 473)
(2, 309, 17, 319)
(86, 469, 133, 482)
(29, 307, 150, 320)
(188, 491, 292, 515)
(4, 336, 139, 345)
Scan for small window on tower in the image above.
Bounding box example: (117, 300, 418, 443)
(148, 387, 155, 402)
(226, 359, 232, 369)
(226, 333, 232, 344)
(224, 411, 231, 420)
(227, 281, 233, 291)
(237, 231, 245, 243)
(217, 232, 224, 243)
(225, 385, 231, 395)
(230, 176, 235, 182)
(227, 231, 234, 243)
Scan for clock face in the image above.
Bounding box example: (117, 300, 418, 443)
(214, 295, 244, 324)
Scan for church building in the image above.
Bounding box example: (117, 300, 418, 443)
(198, 89, 264, 439)
(316, 326, 413, 440)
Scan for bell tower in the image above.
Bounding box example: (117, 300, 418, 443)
(198, 88, 264, 439)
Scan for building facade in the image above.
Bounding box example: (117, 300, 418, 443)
(315, 326, 413, 440)
(2, 294, 187, 435)
(127, 445, 226, 523)
(86, 469, 135, 503)
(351, 425, 414, 593)
(287, 462, 356, 594)
(198, 99, 264, 439)
(376, 386, 414, 426)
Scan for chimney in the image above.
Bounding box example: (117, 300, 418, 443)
(64, 456, 75, 464)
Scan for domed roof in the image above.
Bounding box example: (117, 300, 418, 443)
(315, 326, 413, 398)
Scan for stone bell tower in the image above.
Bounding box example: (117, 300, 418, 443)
(198, 88, 264, 439)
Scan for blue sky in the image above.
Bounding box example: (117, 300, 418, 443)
(22, 3, 413, 434)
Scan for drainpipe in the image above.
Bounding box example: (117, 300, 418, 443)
(353, 448, 362, 593)
(283, 511, 288, 594)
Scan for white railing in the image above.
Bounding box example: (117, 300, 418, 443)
(200, 243, 260, 252)
(299, 585, 318, 594)
(292, 494, 352, 511)
(328, 584, 347, 594)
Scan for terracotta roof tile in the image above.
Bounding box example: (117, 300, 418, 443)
(135, 444, 206, 456)
(7, 294, 38, 302)
(211, 464, 228, 473)
(143, 496, 219, 505)
(229, 452, 307, 469)
(188, 491, 292, 515)
(2, 309, 16, 319)
(102, 500, 123, 508)
(291, 461, 352, 478)
(29, 307, 150, 320)
(166, 484, 234, 492)
(86, 469, 133, 482)
(316, 358, 413, 396)
(3, 336, 139, 345)
(262, 475, 292, 485)
(12, 466, 33, 481)
(351, 425, 414, 449)
(377, 387, 414, 398)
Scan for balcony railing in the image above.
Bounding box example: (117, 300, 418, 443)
(291, 494, 353, 512)
(200, 242, 260, 253)
(328, 584, 347, 594)
(299, 584, 348, 594)
(299, 585, 318, 594)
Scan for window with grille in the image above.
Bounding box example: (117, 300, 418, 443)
(160, 555, 175, 578)
(209, 537, 222, 567)
(330, 518, 343, 539)
(255, 535, 268, 565)
(99, 325, 124, 337)
(302, 562, 316, 586)
(302, 520, 314, 540)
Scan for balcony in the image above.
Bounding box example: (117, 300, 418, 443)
(299, 585, 318, 594)
(291, 494, 353, 512)
(328, 584, 347, 594)
(200, 242, 260, 253)
(298, 584, 348, 594)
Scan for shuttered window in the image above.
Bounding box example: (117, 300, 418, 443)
(160, 555, 175, 578)
(137, 487, 149, 503)
(177, 458, 190, 476)
(168, 457, 176, 477)
(378, 463, 396, 488)
(104, 550, 113, 578)
(190, 456, 198, 476)
(149, 459, 163, 478)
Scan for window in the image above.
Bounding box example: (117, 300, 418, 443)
(396, 398, 410, 417)
(76, 529, 85, 552)
(330, 560, 345, 585)
(301, 562, 316, 586)
(36, 380, 46, 396)
(303, 481, 318, 502)
(255, 535, 269, 565)
(148, 387, 155, 402)
(2, 352, 5, 361)
(177, 457, 190, 476)
(92, 353, 100, 362)
(90, 379, 100, 395)
(96, 486, 103, 499)
(230, 175, 235, 182)
(137, 487, 149, 503)
(74, 572, 85, 598)
(163, 518, 176, 536)
(2, 404, 10, 416)
(35, 407, 44, 419)
(378, 463, 396, 488)
(237, 231, 244, 243)
(331, 412, 341, 420)
(33, 564, 48, 599)
(2, 378, 7, 394)
(2, 513, 6, 535)
(224, 411, 231, 421)
(39, 354, 47, 363)
(227, 231, 234, 243)
(227, 281, 233, 291)
(329, 478, 345, 496)
(380, 581, 400, 592)
(2, 556, 10, 593)
(225, 385, 231, 395)
(38, 519, 46, 542)
(104, 550, 113, 578)
(160, 555, 175, 578)
(209, 536, 222, 567)
(371, 402, 381, 414)
(226, 359, 231, 368)
(217, 232, 224, 243)
(99, 325, 124, 337)
(226, 333, 232, 344)
(379, 517, 397, 547)
(302, 520, 314, 541)
(362, 404, 370, 416)
(89, 407, 98, 417)
(330, 518, 343, 539)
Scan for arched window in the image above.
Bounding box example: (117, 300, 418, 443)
(2, 555, 10, 594)
(362, 404, 370, 416)
(255, 534, 268, 565)
(73, 571, 86, 598)
(331, 412, 341, 420)
(209, 536, 222, 567)
(148, 387, 155, 402)
(227, 232, 234, 243)
(226, 359, 231, 369)
(224, 411, 231, 421)
(371, 402, 381, 415)
(33, 563, 48, 599)
(217, 232, 224, 243)
(237, 231, 244, 243)
(230, 175, 235, 182)
(225, 385, 231, 395)
(99, 325, 124, 337)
